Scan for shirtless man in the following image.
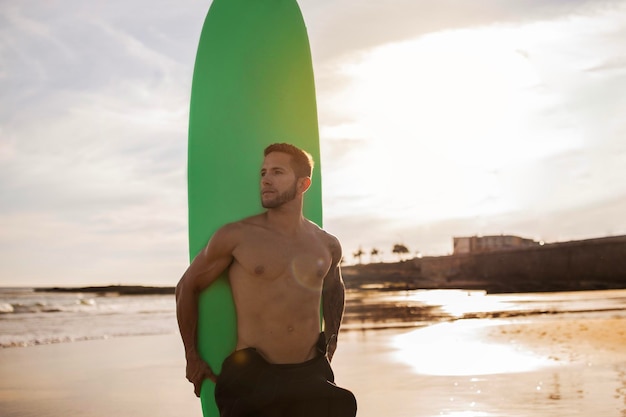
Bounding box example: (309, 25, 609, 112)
(176, 143, 357, 416)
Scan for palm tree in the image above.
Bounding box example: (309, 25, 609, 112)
(392, 243, 409, 261)
(370, 248, 380, 263)
(353, 247, 365, 264)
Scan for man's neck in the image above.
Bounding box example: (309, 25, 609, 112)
(264, 200, 305, 236)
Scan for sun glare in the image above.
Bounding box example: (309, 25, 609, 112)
(407, 289, 513, 318)
(321, 23, 585, 223)
(392, 320, 553, 376)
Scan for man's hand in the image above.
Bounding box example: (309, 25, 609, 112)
(186, 352, 217, 397)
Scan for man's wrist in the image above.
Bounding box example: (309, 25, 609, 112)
(185, 347, 201, 360)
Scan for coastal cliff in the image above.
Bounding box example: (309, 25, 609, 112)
(342, 235, 626, 293)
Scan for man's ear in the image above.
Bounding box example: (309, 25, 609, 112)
(298, 177, 312, 193)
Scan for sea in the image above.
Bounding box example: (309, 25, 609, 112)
(0, 288, 177, 348)
(1, 287, 625, 348)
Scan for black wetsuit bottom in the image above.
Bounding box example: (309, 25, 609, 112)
(215, 334, 357, 417)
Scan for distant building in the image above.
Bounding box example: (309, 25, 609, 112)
(453, 235, 540, 254)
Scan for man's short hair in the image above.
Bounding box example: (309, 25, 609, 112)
(264, 143, 314, 178)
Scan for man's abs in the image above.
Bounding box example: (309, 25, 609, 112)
(235, 311, 321, 364)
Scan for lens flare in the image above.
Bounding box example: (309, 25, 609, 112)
(290, 255, 326, 292)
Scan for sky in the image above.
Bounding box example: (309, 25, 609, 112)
(1, 0, 625, 286)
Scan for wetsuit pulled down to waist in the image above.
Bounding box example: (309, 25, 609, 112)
(215, 333, 357, 417)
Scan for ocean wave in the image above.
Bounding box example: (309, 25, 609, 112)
(0, 329, 175, 348)
(0, 299, 99, 315)
(0, 303, 14, 314)
(0, 334, 114, 348)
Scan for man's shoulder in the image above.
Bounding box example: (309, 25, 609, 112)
(304, 220, 342, 255)
(211, 216, 265, 249)
(237, 213, 268, 229)
(218, 214, 266, 234)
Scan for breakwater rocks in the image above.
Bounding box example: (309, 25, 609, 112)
(343, 235, 626, 293)
(35, 285, 175, 296)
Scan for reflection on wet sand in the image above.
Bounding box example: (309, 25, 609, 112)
(342, 288, 626, 329)
(392, 320, 553, 375)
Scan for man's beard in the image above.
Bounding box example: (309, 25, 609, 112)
(261, 183, 297, 208)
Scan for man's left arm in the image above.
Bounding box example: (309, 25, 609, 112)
(322, 236, 346, 362)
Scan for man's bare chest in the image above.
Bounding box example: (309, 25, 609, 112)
(232, 233, 332, 289)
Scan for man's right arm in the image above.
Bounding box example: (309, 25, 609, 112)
(175, 224, 238, 396)
(322, 234, 346, 362)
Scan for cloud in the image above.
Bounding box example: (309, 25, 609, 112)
(0, 0, 206, 285)
(301, 0, 622, 64)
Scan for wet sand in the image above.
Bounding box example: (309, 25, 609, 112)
(1, 316, 625, 417)
(0, 334, 200, 417)
(486, 316, 626, 364)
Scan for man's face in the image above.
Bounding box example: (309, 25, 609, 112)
(260, 152, 298, 208)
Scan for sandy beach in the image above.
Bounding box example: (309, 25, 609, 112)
(1, 314, 624, 417)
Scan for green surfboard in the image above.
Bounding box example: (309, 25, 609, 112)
(187, 0, 322, 415)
